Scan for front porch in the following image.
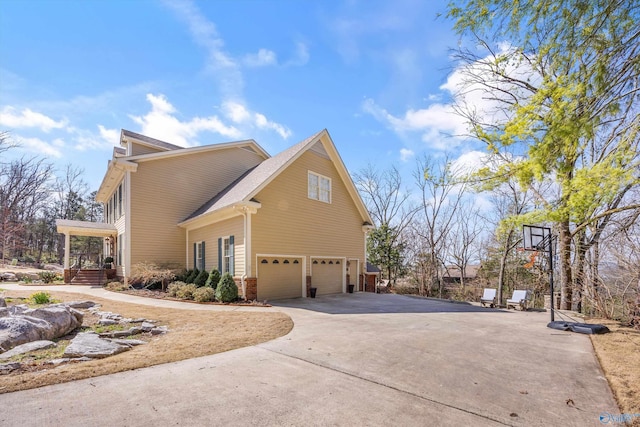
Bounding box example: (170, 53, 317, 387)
(56, 219, 118, 284)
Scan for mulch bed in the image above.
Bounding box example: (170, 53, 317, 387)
(117, 288, 272, 307)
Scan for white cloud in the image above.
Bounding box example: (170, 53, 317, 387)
(161, 0, 293, 140)
(362, 98, 467, 150)
(400, 148, 414, 162)
(18, 136, 63, 158)
(451, 150, 489, 177)
(363, 44, 540, 151)
(130, 94, 241, 147)
(284, 42, 310, 67)
(243, 49, 277, 67)
(161, 0, 242, 97)
(222, 101, 291, 139)
(0, 106, 67, 132)
(98, 125, 120, 146)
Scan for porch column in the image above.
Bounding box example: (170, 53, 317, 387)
(64, 233, 70, 269)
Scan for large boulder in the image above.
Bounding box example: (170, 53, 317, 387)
(0, 305, 83, 352)
(64, 332, 130, 359)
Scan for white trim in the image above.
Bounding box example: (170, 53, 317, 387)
(127, 139, 270, 163)
(124, 170, 132, 281)
(348, 258, 360, 292)
(256, 253, 306, 298)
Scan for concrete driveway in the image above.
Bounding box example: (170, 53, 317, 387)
(0, 291, 617, 426)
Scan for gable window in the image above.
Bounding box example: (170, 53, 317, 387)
(308, 171, 331, 203)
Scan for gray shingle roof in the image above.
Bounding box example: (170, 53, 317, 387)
(183, 130, 324, 222)
(121, 129, 183, 151)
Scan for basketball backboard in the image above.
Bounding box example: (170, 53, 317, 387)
(522, 225, 551, 251)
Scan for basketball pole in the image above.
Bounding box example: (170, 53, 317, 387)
(547, 238, 554, 322)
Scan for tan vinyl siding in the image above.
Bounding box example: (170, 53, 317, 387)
(130, 142, 166, 156)
(189, 216, 244, 275)
(252, 150, 365, 276)
(129, 148, 262, 269)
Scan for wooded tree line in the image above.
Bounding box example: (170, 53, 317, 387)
(0, 131, 102, 266)
(360, 0, 639, 320)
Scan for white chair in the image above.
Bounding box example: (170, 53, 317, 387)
(506, 290, 531, 311)
(480, 288, 497, 307)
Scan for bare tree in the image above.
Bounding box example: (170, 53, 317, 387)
(354, 164, 418, 284)
(412, 155, 466, 297)
(446, 202, 484, 291)
(0, 156, 53, 265)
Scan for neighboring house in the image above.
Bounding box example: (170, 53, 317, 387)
(57, 129, 374, 300)
(441, 264, 481, 285)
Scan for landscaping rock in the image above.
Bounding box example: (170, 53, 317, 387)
(0, 340, 56, 360)
(0, 298, 6, 308)
(107, 338, 146, 347)
(0, 305, 83, 352)
(99, 326, 142, 338)
(98, 319, 118, 326)
(46, 358, 71, 365)
(63, 301, 96, 309)
(0, 362, 21, 374)
(151, 326, 168, 335)
(63, 332, 130, 359)
(141, 321, 155, 332)
(0, 307, 8, 318)
(0, 272, 17, 281)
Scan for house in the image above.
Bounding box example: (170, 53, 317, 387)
(441, 264, 481, 285)
(57, 129, 374, 300)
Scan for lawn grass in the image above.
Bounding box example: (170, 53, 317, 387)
(590, 319, 640, 426)
(0, 290, 293, 394)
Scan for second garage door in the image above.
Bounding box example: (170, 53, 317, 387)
(312, 258, 343, 295)
(257, 257, 303, 300)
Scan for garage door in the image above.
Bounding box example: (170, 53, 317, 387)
(257, 257, 303, 300)
(312, 258, 343, 295)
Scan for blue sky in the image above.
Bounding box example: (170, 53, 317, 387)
(0, 0, 484, 192)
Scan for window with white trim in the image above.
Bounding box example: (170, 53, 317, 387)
(223, 237, 230, 274)
(308, 171, 331, 203)
(196, 241, 205, 271)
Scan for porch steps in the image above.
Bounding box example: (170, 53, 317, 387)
(70, 270, 105, 286)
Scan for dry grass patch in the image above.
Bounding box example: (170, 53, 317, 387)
(590, 319, 640, 425)
(1, 290, 293, 394)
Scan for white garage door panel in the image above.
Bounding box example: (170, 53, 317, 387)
(313, 259, 343, 295)
(258, 257, 303, 300)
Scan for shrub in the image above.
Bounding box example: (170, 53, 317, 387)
(38, 271, 58, 284)
(175, 269, 192, 282)
(167, 281, 187, 297)
(105, 280, 128, 292)
(205, 268, 221, 289)
(31, 292, 51, 304)
(193, 286, 215, 302)
(215, 273, 238, 303)
(129, 262, 176, 291)
(175, 283, 198, 300)
(185, 268, 199, 284)
(194, 270, 209, 287)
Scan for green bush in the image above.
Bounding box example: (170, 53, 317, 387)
(31, 292, 51, 304)
(175, 283, 198, 300)
(185, 268, 199, 284)
(204, 268, 221, 289)
(215, 273, 238, 303)
(193, 286, 215, 302)
(38, 271, 59, 284)
(194, 270, 209, 287)
(175, 269, 193, 282)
